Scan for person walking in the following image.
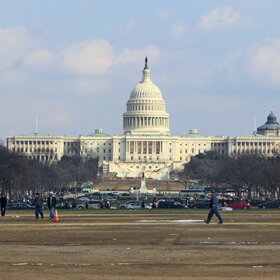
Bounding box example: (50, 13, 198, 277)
(0, 194, 7, 217)
(205, 190, 223, 224)
(47, 192, 56, 220)
(34, 193, 44, 220)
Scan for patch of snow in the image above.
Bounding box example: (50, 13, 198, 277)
(222, 207, 233, 211)
(136, 219, 203, 223)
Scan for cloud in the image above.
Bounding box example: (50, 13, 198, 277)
(170, 23, 187, 38)
(0, 26, 34, 62)
(155, 8, 171, 19)
(246, 39, 280, 87)
(120, 19, 138, 37)
(71, 78, 111, 95)
(63, 40, 114, 75)
(199, 6, 250, 31)
(0, 26, 34, 83)
(23, 49, 55, 70)
(115, 45, 161, 65)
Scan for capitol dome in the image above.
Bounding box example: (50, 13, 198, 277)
(122, 58, 170, 136)
(130, 68, 163, 99)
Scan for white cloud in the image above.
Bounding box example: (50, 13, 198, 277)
(120, 19, 138, 37)
(0, 26, 34, 83)
(72, 78, 111, 95)
(155, 8, 171, 19)
(246, 39, 280, 86)
(0, 26, 34, 62)
(170, 23, 187, 38)
(116, 45, 161, 65)
(199, 6, 250, 31)
(63, 40, 114, 75)
(23, 49, 55, 70)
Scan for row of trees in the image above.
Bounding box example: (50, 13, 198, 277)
(180, 151, 280, 199)
(0, 145, 98, 197)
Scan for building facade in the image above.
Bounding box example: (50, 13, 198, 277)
(6, 59, 280, 179)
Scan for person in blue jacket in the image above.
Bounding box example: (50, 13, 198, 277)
(205, 190, 223, 224)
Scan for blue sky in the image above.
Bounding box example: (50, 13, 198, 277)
(1, 0, 280, 141)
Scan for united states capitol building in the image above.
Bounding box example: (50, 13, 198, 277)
(6, 58, 280, 179)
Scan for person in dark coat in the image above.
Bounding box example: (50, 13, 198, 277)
(47, 192, 57, 220)
(205, 191, 223, 224)
(34, 192, 44, 220)
(0, 194, 7, 217)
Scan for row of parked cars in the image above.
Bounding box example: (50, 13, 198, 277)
(4, 198, 280, 210)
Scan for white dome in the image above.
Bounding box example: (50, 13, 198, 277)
(130, 69, 163, 99)
(122, 58, 170, 136)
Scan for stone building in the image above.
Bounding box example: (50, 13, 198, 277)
(6, 59, 280, 179)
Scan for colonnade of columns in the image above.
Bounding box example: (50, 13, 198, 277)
(123, 116, 169, 128)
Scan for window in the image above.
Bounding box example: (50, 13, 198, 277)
(156, 142, 160, 154)
(148, 141, 152, 154)
(143, 141, 147, 154)
(137, 142, 141, 154)
(130, 142, 135, 154)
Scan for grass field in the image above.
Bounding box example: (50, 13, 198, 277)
(0, 208, 280, 280)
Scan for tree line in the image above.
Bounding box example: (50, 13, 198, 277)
(180, 151, 280, 199)
(0, 145, 98, 197)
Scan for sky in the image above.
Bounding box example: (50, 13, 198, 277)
(1, 0, 280, 142)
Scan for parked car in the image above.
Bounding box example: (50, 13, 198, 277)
(119, 201, 148, 209)
(107, 192, 119, 196)
(7, 203, 34, 210)
(188, 200, 210, 209)
(258, 200, 280, 209)
(76, 196, 91, 202)
(157, 200, 185, 209)
(226, 200, 250, 209)
(77, 200, 101, 209)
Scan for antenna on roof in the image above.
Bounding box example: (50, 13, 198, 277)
(254, 114, 257, 132)
(35, 113, 38, 135)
